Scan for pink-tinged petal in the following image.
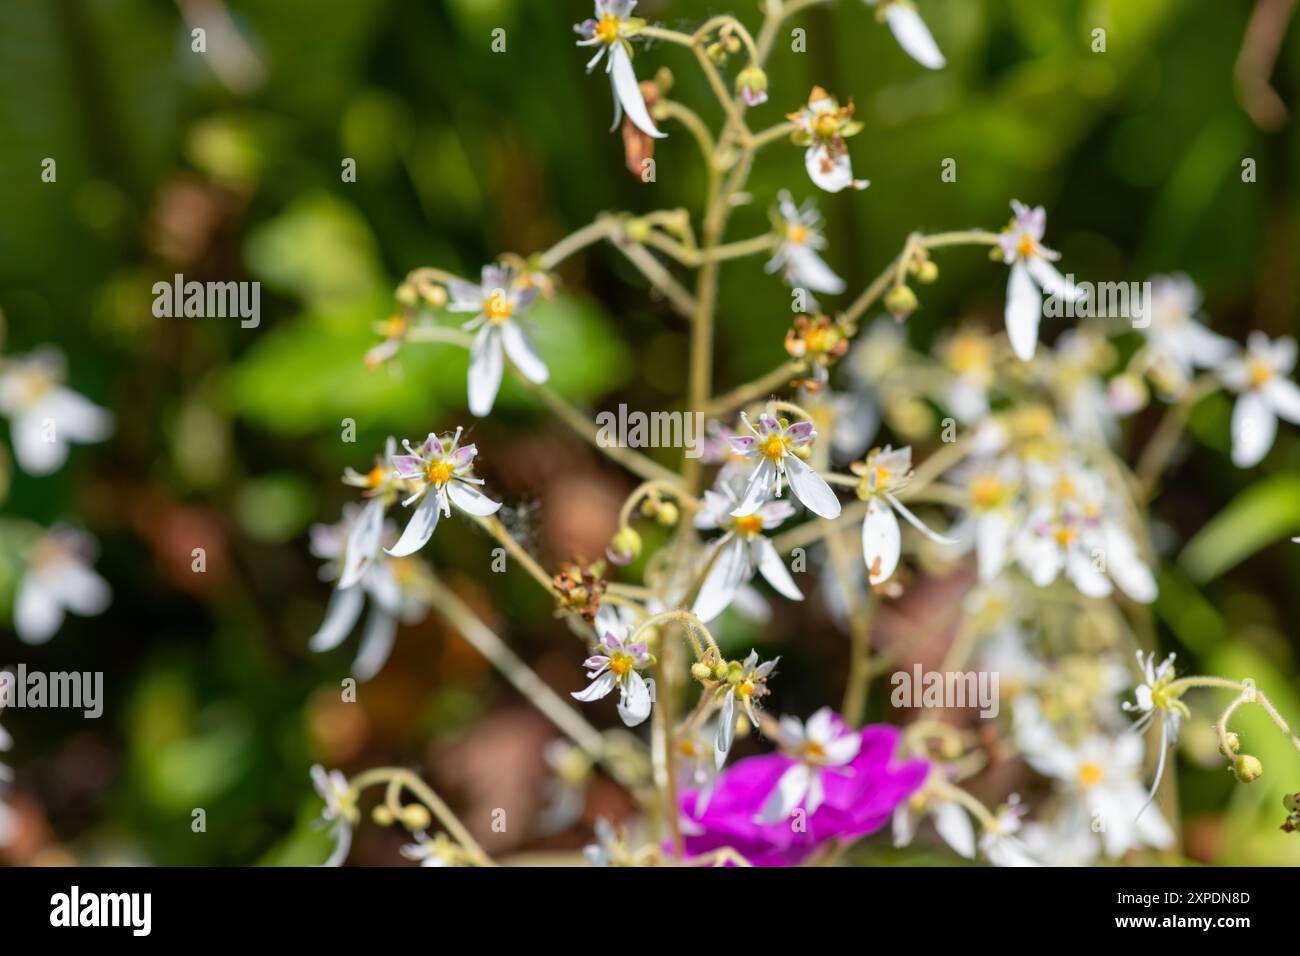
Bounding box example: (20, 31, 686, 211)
(386, 491, 441, 557)
(392, 455, 422, 478)
(582, 655, 610, 670)
(785, 420, 815, 444)
(756, 413, 780, 434)
(603, 632, 625, 653)
(447, 279, 483, 310)
(422, 433, 444, 458)
(862, 497, 901, 585)
(450, 444, 477, 468)
(758, 498, 797, 527)
(1005, 260, 1042, 361)
(727, 434, 757, 454)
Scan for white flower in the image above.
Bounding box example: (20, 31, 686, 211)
(1021, 732, 1173, 860)
(755, 708, 861, 823)
(727, 412, 841, 520)
(338, 437, 403, 590)
(938, 327, 997, 425)
(574, 0, 666, 140)
(997, 201, 1083, 361)
(310, 764, 358, 867)
(853, 445, 957, 586)
(387, 427, 502, 557)
(947, 456, 1020, 582)
(448, 265, 548, 417)
(787, 87, 868, 193)
(766, 191, 845, 307)
(401, 832, 461, 867)
(692, 485, 802, 623)
(0, 348, 113, 476)
(714, 650, 778, 767)
(571, 625, 654, 727)
(1012, 461, 1156, 603)
(866, 0, 946, 70)
(1217, 331, 1300, 468)
(13, 527, 111, 645)
(1121, 650, 1188, 815)
(308, 505, 431, 681)
(677, 721, 721, 816)
(893, 791, 976, 858)
(1139, 274, 1234, 397)
(537, 739, 593, 835)
(979, 795, 1040, 867)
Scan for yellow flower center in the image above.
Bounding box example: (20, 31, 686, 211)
(813, 111, 840, 139)
(948, 335, 989, 374)
(801, 740, 827, 762)
(608, 652, 634, 678)
(787, 223, 809, 245)
(970, 476, 1006, 509)
(1054, 477, 1076, 500)
(759, 434, 788, 461)
(734, 514, 765, 537)
(1077, 762, 1104, 788)
(366, 465, 387, 489)
(1016, 233, 1039, 258)
(1248, 359, 1274, 388)
(485, 291, 513, 325)
(10, 369, 56, 407)
(425, 460, 454, 486)
(595, 13, 620, 43)
(1054, 525, 1077, 548)
(738, 679, 756, 700)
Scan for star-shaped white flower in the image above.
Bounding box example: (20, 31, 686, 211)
(692, 484, 802, 623)
(0, 348, 113, 476)
(571, 625, 655, 727)
(998, 200, 1083, 361)
(448, 265, 548, 417)
(787, 87, 868, 193)
(574, 0, 666, 140)
(728, 412, 841, 519)
(1217, 331, 1300, 468)
(13, 527, 111, 645)
(765, 191, 845, 307)
(854, 445, 956, 586)
(755, 707, 861, 823)
(386, 427, 502, 557)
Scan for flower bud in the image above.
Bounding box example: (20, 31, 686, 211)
(1107, 372, 1149, 416)
(707, 42, 726, 63)
(712, 662, 730, 681)
(724, 35, 742, 54)
(691, 662, 713, 683)
(1283, 792, 1299, 813)
(401, 804, 432, 832)
(625, 218, 652, 243)
(606, 526, 643, 566)
(655, 501, 679, 526)
(1232, 754, 1263, 783)
(885, 284, 918, 319)
(395, 283, 419, 308)
(372, 805, 396, 826)
(726, 660, 744, 683)
(1218, 731, 1240, 757)
(915, 260, 939, 284)
(735, 66, 768, 97)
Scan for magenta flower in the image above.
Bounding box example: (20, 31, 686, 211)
(679, 721, 927, 866)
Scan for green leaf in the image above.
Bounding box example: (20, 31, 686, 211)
(1178, 474, 1300, 583)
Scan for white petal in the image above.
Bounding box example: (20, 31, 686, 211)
(1230, 391, 1276, 468)
(862, 497, 901, 585)
(12, 414, 68, 475)
(1005, 261, 1042, 361)
(932, 800, 977, 859)
(893, 805, 918, 847)
(14, 577, 63, 644)
(804, 145, 861, 194)
(386, 491, 441, 557)
(609, 43, 665, 139)
(715, 692, 737, 767)
(571, 670, 617, 702)
(47, 560, 111, 617)
(732, 460, 776, 516)
(339, 497, 386, 590)
(884, 3, 945, 69)
(467, 326, 504, 417)
(352, 607, 398, 681)
(784, 454, 841, 519)
(755, 764, 812, 823)
(754, 537, 803, 602)
(43, 388, 114, 442)
(976, 512, 1010, 582)
(309, 585, 366, 652)
(1026, 257, 1082, 302)
(887, 492, 957, 544)
(617, 670, 653, 727)
(1264, 377, 1300, 425)
(447, 479, 502, 517)
(500, 321, 549, 384)
(1103, 525, 1157, 604)
(692, 537, 750, 623)
(787, 245, 845, 295)
(1066, 546, 1113, 598)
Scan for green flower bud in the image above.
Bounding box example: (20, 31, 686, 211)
(915, 260, 939, 284)
(401, 804, 432, 832)
(1283, 792, 1299, 813)
(1232, 754, 1263, 783)
(655, 501, 679, 526)
(625, 218, 652, 244)
(885, 284, 918, 318)
(735, 65, 768, 96)
(1218, 731, 1240, 757)
(712, 662, 730, 681)
(691, 662, 713, 683)
(372, 805, 396, 826)
(395, 283, 419, 308)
